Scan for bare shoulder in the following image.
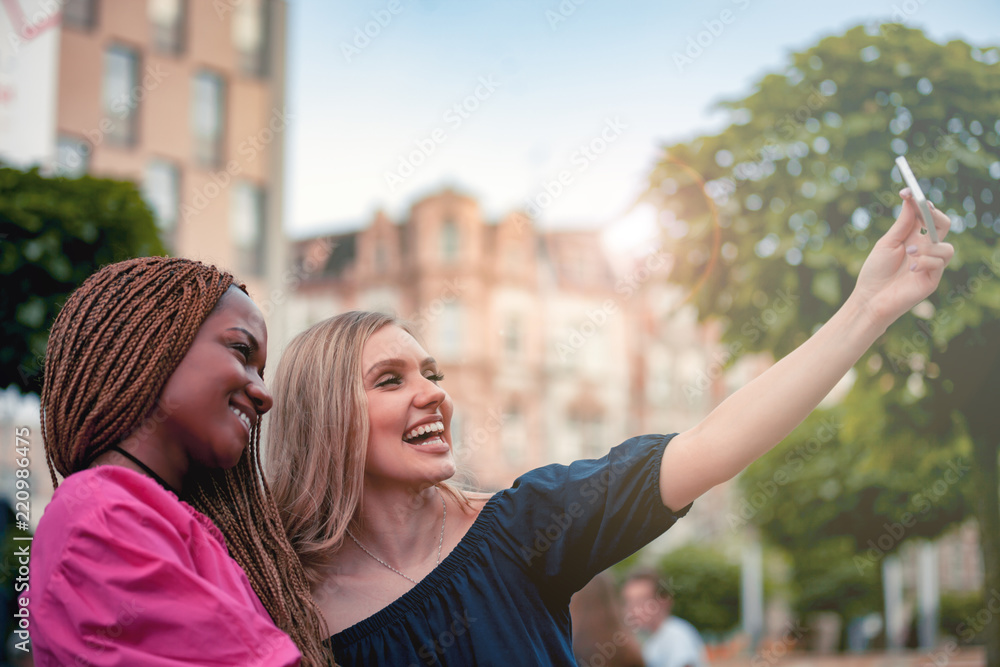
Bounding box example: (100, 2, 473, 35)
(452, 490, 493, 527)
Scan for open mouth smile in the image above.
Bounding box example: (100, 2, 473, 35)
(230, 405, 254, 434)
(402, 420, 445, 445)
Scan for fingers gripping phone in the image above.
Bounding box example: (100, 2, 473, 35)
(895, 156, 940, 243)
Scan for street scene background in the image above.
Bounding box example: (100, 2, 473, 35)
(1, 0, 999, 665)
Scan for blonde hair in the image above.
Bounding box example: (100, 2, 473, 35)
(267, 311, 468, 588)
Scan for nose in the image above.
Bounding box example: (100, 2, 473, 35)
(415, 375, 447, 409)
(247, 374, 274, 415)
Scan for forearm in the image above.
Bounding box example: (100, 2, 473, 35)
(660, 294, 886, 510)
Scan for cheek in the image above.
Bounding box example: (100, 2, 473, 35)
(367, 396, 405, 438)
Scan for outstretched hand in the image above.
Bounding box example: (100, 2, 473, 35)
(850, 189, 955, 331)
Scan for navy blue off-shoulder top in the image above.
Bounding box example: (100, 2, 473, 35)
(328, 433, 692, 666)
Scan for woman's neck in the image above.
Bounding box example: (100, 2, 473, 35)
(89, 435, 188, 494)
(351, 484, 444, 567)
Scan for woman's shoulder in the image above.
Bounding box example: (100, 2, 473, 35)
(30, 470, 302, 666)
(37, 466, 221, 560)
(45, 466, 186, 523)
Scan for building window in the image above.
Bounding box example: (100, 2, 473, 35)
(103, 46, 139, 146)
(572, 414, 604, 459)
(441, 219, 459, 263)
(149, 0, 185, 55)
(55, 136, 90, 177)
(439, 302, 462, 361)
(374, 241, 386, 273)
(399, 223, 409, 258)
(504, 315, 521, 357)
(192, 71, 225, 167)
(233, 0, 269, 77)
(231, 181, 266, 276)
(503, 405, 528, 466)
(504, 246, 521, 272)
(142, 160, 180, 245)
(63, 0, 97, 30)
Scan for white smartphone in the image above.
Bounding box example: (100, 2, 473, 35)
(895, 155, 940, 243)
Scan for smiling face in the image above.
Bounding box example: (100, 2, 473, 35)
(361, 324, 456, 491)
(157, 287, 272, 471)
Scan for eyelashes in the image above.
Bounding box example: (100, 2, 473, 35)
(374, 375, 402, 388)
(374, 372, 445, 388)
(232, 342, 265, 378)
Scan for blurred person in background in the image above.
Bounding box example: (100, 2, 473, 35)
(622, 568, 706, 667)
(571, 572, 646, 667)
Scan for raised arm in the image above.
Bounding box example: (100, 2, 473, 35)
(659, 190, 955, 512)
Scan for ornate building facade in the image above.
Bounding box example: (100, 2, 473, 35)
(285, 189, 717, 491)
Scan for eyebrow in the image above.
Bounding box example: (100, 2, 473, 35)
(365, 357, 437, 379)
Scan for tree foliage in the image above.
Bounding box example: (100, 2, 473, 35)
(646, 24, 1000, 657)
(657, 544, 741, 637)
(0, 166, 165, 393)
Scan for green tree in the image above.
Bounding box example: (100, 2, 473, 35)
(657, 544, 741, 638)
(735, 401, 971, 633)
(645, 25, 1000, 663)
(0, 166, 165, 393)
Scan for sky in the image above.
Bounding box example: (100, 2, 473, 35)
(285, 0, 1000, 249)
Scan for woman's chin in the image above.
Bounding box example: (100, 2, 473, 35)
(438, 462, 458, 482)
(420, 459, 457, 487)
(207, 442, 249, 471)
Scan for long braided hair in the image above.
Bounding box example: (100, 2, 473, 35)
(41, 256, 335, 666)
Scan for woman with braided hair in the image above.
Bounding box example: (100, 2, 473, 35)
(30, 257, 334, 666)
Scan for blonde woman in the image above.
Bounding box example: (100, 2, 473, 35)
(267, 190, 951, 665)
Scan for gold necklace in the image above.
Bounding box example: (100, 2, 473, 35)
(346, 489, 447, 585)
